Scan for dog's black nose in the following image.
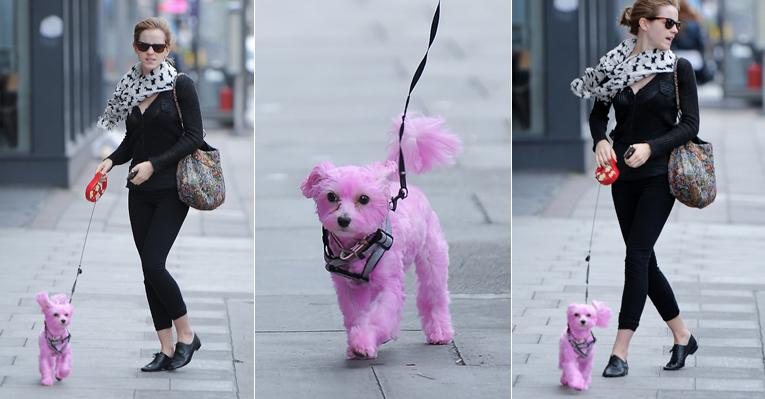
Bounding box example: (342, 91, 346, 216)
(337, 216, 351, 228)
(60, 319, 66, 324)
(580, 319, 586, 325)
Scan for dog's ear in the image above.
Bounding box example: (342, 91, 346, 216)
(301, 161, 334, 198)
(35, 292, 51, 311)
(592, 300, 612, 328)
(373, 160, 398, 183)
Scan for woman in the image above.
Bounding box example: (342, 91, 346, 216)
(95, 17, 203, 372)
(570, 0, 699, 377)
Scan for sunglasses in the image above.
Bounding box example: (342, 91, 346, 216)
(647, 17, 683, 30)
(135, 41, 167, 53)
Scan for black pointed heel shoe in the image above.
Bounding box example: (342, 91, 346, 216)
(664, 334, 698, 370)
(141, 352, 173, 372)
(169, 334, 201, 370)
(602, 354, 629, 377)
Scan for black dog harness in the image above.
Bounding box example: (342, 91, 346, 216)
(45, 321, 71, 356)
(323, 218, 393, 282)
(567, 327, 597, 358)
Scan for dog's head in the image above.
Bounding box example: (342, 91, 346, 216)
(36, 292, 73, 329)
(301, 160, 396, 239)
(566, 300, 611, 333)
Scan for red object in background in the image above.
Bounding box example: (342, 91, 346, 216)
(747, 62, 762, 90)
(219, 85, 233, 112)
(85, 173, 108, 202)
(595, 158, 620, 185)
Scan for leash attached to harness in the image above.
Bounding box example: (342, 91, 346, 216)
(390, 0, 441, 212)
(70, 173, 108, 303)
(323, 218, 394, 282)
(583, 185, 602, 304)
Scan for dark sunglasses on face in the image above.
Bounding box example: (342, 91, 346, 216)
(648, 17, 683, 30)
(135, 41, 167, 53)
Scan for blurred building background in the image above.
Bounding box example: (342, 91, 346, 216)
(0, 0, 253, 187)
(512, 0, 765, 172)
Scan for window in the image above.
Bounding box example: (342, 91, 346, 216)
(512, 0, 544, 135)
(0, 0, 30, 153)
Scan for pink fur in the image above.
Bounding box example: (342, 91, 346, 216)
(387, 114, 462, 174)
(36, 292, 74, 386)
(559, 300, 612, 391)
(302, 114, 462, 359)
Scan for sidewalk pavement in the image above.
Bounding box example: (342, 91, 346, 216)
(255, 0, 510, 397)
(0, 128, 253, 398)
(513, 107, 765, 398)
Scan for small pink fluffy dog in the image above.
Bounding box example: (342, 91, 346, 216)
(301, 115, 461, 359)
(36, 292, 73, 386)
(559, 300, 611, 391)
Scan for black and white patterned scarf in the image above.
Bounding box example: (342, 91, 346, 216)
(97, 61, 177, 129)
(570, 38, 676, 102)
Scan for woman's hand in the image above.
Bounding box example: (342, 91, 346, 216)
(625, 143, 651, 168)
(595, 139, 617, 168)
(129, 161, 155, 185)
(95, 159, 113, 181)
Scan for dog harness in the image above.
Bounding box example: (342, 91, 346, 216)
(567, 328, 597, 358)
(322, 217, 393, 282)
(44, 322, 71, 356)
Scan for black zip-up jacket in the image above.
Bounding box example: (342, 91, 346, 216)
(589, 57, 699, 181)
(107, 74, 203, 190)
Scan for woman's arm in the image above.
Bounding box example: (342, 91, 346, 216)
(148, 74, 204, 172)
(589, 99, 611, 151)
(646, 58, 700, 158)
(106, 129, 134, 166)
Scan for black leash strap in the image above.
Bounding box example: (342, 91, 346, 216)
(583, 185, 602, 304)
(390, 0, 441, 212)
(69, 200, 96, 303)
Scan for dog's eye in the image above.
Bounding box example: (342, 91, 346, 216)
(586, 313, 591, 318)
(574, 313, 579, 317)
(327, 192, 338, 202)
(53, 313, 59, 317)
(358, 194, 370, 205)
(65, 314, 69, 317)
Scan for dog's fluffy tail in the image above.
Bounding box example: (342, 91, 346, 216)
(387, 114, 462, 175)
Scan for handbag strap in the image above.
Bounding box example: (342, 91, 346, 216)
(673, 59, 681, 123)
(171, 73, 206, 138)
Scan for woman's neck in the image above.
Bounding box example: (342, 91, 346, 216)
(631, 36, 656, 56)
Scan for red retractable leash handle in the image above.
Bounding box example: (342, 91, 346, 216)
(85, 172, 108, 202)
(594, 158, 619, 185)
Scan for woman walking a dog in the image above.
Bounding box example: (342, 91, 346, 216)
(95, 17, 203, 372)
(571, 0, 699, 377)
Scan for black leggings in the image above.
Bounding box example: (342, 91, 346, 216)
(611, 174, 680, 331)
(128, 189, 189, 330)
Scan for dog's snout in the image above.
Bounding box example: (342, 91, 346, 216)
(579, 319, 586, 325)
(60, 319, 67, 324)
(337, 215, 351, 228)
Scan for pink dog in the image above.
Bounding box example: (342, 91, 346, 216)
(559, 300, 612, 391)
(301, 115, 461, 359)
(36, 292, 73, 386)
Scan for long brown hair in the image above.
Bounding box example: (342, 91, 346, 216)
(619, 0, 680, 35)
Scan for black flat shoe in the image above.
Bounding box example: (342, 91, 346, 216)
(169, 334, 201, 370)
(602, 354, 628, 377)
(141, 352, 173, 372)
(664, 334, 698, 370)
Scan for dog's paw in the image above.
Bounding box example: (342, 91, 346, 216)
(567, 376, 586, 391)
(40, 376, 54, 386)
(425, 323, 454, 345)
(348, 327, 378, 359)
(56, 368, 70, 380)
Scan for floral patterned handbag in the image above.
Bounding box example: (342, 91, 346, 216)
(172, 74, 226, 210)
(668, 60, 716, 209)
